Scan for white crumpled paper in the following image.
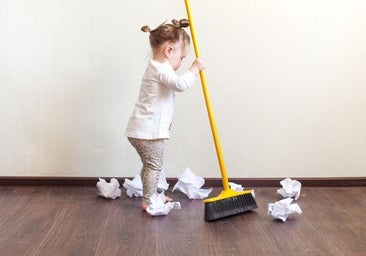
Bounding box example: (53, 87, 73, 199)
(229, 182, 244, 191)
(277, 177, 302, 200)
(172, 167, 212, 199)
(229, 182, 255, 198)
(96, 178, 121, 200)
(268, 198, 302, 222)
(146, 192, 181, 216)
(122, 171, 169, 198)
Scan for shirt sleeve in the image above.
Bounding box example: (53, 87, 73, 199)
(157, 63, 197, 92)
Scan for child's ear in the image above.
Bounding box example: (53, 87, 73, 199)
(165, 45, 174, 57)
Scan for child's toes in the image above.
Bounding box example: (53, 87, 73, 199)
(141, 203, 149, 211)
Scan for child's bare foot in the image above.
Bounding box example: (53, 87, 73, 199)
(141, 203, 149, 211)
(142, 196, 172, 211)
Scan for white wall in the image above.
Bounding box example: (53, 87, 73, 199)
(1, 0, 365, 178)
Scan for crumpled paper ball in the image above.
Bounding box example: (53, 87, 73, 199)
(268, 198, 302, 222)
(277, 177, 302, 200)
(96, 178, 121, 200)
(172, 167, 212, 199)
(146, 192, 181, 216)
(229, 182, 244, 192)
(122, 170, 169, 198)
(229, 182, 255, 198)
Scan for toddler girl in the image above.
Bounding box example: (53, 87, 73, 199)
(125, 19, 205, 211)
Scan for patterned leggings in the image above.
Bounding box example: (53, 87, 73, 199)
(127, 137, 165, 205)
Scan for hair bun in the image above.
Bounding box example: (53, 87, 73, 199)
(172, 19, 189, 28)
(141, 25, 151, 33)
(179, 19, 190, 28)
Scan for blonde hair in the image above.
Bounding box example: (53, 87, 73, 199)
(141, 19, 190, 50)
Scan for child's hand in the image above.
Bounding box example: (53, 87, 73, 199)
(189, 57, 206, 75)
(193, 57, 206, 71)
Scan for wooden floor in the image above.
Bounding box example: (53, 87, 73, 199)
(0, 186, 364, 256)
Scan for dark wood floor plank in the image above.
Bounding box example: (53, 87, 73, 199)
(95, 195, 158, 256)
(0, 187, 30, 227)
(183, 188, 275, 256)
(301, 187, 366, 256)
(207, 213, 277, 256)
(156, 191, 217, 256)
(0, 186, 364, 256)
(157, 219, 217, 256)
(0, 187, 74, 256)
(255, 188, 343, 256)
(34, 187, 111, 256)
(204, 187, 335, 256)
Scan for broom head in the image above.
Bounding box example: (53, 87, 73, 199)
(204, 189, 257, 221)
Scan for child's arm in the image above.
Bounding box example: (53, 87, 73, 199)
(159, 58, 205, 92)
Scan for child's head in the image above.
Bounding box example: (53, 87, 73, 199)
(142, 19, 191, 70)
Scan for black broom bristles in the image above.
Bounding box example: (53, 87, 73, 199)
(204, 192, 257, 221)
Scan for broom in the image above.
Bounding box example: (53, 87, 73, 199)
(183, 0, 258, 221)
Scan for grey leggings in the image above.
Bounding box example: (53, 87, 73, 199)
(127, 137, 165, 205)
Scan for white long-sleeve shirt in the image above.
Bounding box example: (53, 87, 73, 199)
(125, 59, 197, 139)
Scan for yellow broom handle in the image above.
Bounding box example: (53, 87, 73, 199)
(184, 0, 230, 190)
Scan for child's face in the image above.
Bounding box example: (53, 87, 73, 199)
(167, 40, 189, 71)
